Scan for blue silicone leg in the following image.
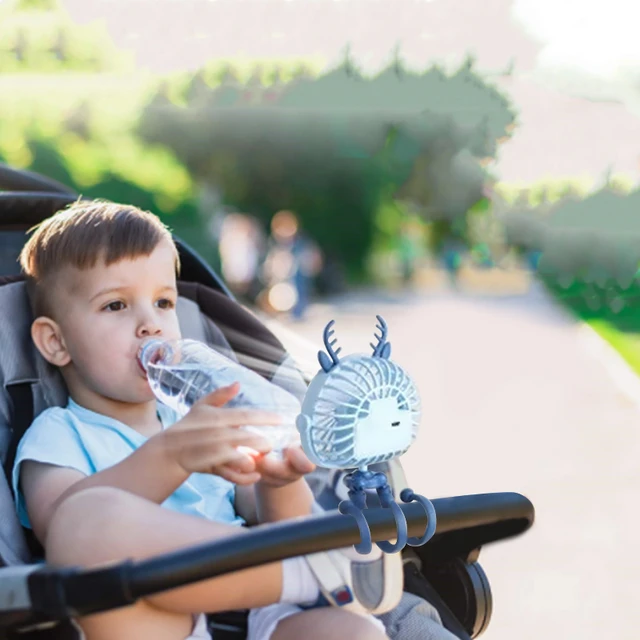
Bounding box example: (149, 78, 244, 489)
(338, 500, 373, 555)
(376, 500, 408, 554)
(400, 488, 437, 547)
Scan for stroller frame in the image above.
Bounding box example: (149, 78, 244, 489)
(0, 164, 534, 640)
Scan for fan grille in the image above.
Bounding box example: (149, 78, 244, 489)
(308, 356, 421, 469)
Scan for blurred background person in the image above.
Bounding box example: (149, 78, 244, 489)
(218, 213, 264, 298)
(260, 210, 323, 320)
(397, 218, 424, 286)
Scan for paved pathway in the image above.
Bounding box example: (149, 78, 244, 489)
(271, 280, 640, 640)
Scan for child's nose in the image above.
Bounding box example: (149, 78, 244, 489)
(136, 318, 162, 338)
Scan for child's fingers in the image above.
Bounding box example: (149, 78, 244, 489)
(163, 428, 273, 474)
(196, 383, 240, 408)
(200, 446, 259, 476)
(169, 425, 272, 452)
(253, 446, 315, 486)
(206, 430, 272, 457)
(226, 453, 259, 475)
(218, 468, 261, 486)
(256, 454, 300, 483)
(192, 407, 283, 429)
(286, 446, 316, 474)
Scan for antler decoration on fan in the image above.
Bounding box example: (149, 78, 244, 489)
(296, 315, 436, 555)
(370, 315, 391, 359)
(318, 319, 342, 372)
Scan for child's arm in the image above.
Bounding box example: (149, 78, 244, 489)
(21, 438, 187, 544)
(234, 479, 314, 525)
(21, 387, 279, 543)
(255, 477, 315, 522)
(234, 484, 258, 525)
(235, 446, 316, 524)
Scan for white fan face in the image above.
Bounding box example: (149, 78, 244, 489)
(299, 342, 422, 469)
(353, 396, 414, 460)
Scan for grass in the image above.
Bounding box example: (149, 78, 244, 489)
(586, 319, 640, 377)
(539, 275, 640, 377)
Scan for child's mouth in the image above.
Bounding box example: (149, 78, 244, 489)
(137, 341, 164, 375)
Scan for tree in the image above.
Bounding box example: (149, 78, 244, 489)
(0, 0, 133, 73)
(139, 51, 517, 278)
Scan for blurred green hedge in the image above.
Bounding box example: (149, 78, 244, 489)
(501, 179, 640, 331)
(0, 1, 134, 73)
(138, 54, 515, 279)
(0, 61, 514, 282)
(0, 1, 517, 281)
(0, 71, 216, 262)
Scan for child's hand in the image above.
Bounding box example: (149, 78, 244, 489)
(159, 383, 282, 485)
(254, 445, 316, 488)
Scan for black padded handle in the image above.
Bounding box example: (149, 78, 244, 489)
(17, 493, 533, 621)
(420, 492, 534, 563)
(0, 164, 76, 196)
(0, 193, 79, 228)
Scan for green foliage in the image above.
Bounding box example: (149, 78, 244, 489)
(15, 0, 59, 9)
(0, 72, 209, 259)
(139, 54, 516, 276)
(505, 184, 640, 281)
(0, 1, 134, 73)
(587, 319, 640, 376)
(500, 178, 640, 330)
(0, 0, 515, 282)
(278, 53, 515, 143)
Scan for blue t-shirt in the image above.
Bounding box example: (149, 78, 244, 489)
(12, 398, 244, 529)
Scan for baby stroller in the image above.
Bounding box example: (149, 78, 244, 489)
(0, 164, 534, 640)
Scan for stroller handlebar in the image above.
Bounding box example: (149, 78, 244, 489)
(12, 492, 533, 624)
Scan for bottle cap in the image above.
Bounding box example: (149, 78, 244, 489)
(137, 338, 169, 371)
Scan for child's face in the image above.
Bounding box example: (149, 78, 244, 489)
(41, 239, 182, 406)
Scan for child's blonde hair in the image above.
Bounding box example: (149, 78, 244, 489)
(19, 200, 180, 317)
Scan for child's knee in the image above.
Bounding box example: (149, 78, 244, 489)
(272, 609, 388, 640)
(354, 617, 388, 640)
(351, 620, 388, 640)
(329, 612, 388, 640)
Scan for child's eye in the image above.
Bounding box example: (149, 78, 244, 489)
(103, 301, 125, 312)
(156, 298, 175, 310)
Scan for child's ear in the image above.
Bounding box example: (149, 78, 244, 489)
(31, 317, 71, 367)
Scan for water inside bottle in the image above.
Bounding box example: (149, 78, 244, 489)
(145, 361, 300, 454)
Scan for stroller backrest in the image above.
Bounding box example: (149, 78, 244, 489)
(0, 184, 310, 569)
(0, 230, 27, 276)
(0, 272, 307, 568)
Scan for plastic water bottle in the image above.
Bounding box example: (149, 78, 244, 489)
(138, 338, 301, 455)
